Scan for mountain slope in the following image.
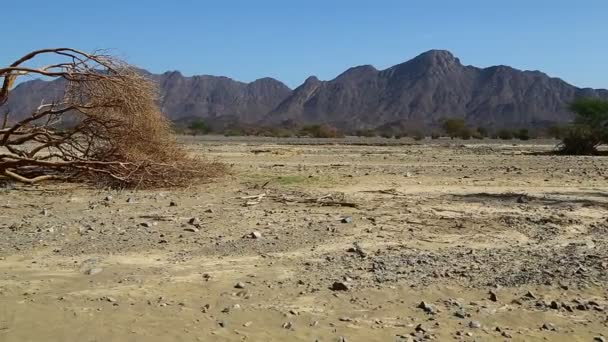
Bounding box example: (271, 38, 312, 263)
(3, 50, 607, 131)
(2, 71, 291, 126)
(267, 50, 608, 130)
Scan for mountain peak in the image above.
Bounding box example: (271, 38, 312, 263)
(412, 49, 461, 67)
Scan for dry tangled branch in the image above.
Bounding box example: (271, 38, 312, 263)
(0, 48, 225, 188)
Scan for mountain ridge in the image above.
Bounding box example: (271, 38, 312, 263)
(3, 49, 607, 132)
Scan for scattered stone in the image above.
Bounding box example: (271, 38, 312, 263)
(85, 268, 103, 276)
(243, 321, 253, 327)
(593, 337, 606, 342)
(249, 231, 262, 239)
(188, 217, 201, 226)
(184, 227, 199, 233)
(341, 216, 353, 224)
(330, 281, 350, 291)
(169, 201, 178, 207)
(338, 317, 352, 322)
(282, 321, 293, 329)
(549, 300, 560, 310)
(524, 291, 536, 299)
(217, 320, 226, 328)
(489, 290, 498, 302)
(140, 222, 152, 228)
(469, 321, 481, 329)
(454, 310, 467, 319)
(541, 322, 557, 331)
(126, 197, 135, 203)
(104, 195, 113, 202)
(415, 324, 427, 333)
(516, 196, 527, 204)
(417, 301, 436, 314)
(234, 282, 246, 289)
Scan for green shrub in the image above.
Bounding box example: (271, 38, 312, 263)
(514, 128, 530, 140)
(189, 120, 211, 135)
(558, 98, 608, 155)
(497, 129, 514, 140)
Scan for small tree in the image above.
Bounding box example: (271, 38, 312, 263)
(497, 129, 514, 140)
(476, 126, 488, 138)
(441, 118, 466, 139)
(514, 128, 530, 140)
(189, 120, 211, 135)
(558, 98, 608, 155)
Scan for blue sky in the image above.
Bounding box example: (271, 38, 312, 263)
(4, 0, 607, 88)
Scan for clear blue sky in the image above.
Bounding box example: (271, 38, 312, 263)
(4, 0, 607, 89)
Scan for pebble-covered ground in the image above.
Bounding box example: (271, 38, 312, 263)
(0, 137, 607, 341)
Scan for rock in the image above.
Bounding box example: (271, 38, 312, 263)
(234, 282, 246, 289)
(188, 217, 201, 226)
(104, 195, 113, 201)
(243, 321, 253, 327)
(184, 227, 199, 233)
(338, 317, 352, 322)
(516, 196, 527, 204)
(169, 201, 178, 207)
(593, 337, 606, 342)
(205, 208, 214, 213)
(330, 281, 350, 291)
(469, 321, 481, 329)
(488, 290, 498, 302)
(126, 197, 135, 203)
(140, 222, 152, 228)
(341, 216, 353, 224)
(85, 268, 103, 276)
(217, 320, 226, 328)
(347, 242, 367, 257)
(417, 301, 436, 314)
(282, 321, 293, 329)
(524, 291, 536, 299)
(337, 337, 348, 342)
(41, 209, 49, 216)
(415, 323, 427, 333)
(250, 231, 262, 239)
(549, 301, 560, 310)
(541, 322, 557, 331)
(105, 296, 117, 303)
(454, 310, 467, 319)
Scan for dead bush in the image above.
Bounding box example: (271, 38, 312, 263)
(0, 48, 224, 188)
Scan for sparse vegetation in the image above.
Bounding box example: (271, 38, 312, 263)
(189, 120, 211, 135)
(558, 98, 608, 155)
(497, 128, 514, 140)
(299, 124, 343, 138)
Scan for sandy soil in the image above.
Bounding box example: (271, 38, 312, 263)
(1, 137, 607, 341)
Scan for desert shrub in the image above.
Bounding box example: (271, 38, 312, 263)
(189, 120, 211, 135)
(299, 124, 343, 138)
(0, 48, 224, 188)
(557, 98, 608, 155)
(497, 129, 514, 140)
(514, 128, 530, 140)
(412, 132, 425, 141)
(476, 126, 489, 138)
(355, 129, 376, 137)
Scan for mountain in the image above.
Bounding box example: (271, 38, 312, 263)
(3, 50, 607, 132)
(267, 50, 608, 130)
(2, 72, 292, 129)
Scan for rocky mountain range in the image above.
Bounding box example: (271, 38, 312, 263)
(3, 50, 607, 132)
